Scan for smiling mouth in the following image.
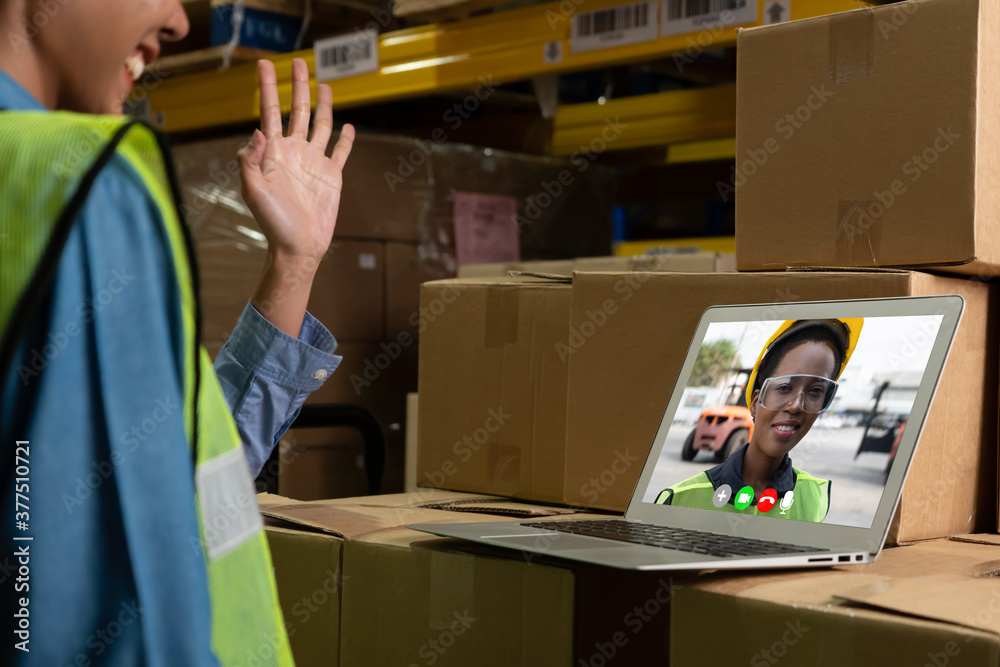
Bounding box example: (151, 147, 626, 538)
(771, 423, 800, 439)
(125, 53, 145, 82)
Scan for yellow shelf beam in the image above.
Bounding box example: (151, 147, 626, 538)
(616, 236, 736, 255)
(551, 85, 735, 155)
(147, 0, 863, 133)
(666, 136, 736, 163)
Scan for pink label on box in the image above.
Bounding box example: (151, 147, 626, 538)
(453, 192, 520, 265)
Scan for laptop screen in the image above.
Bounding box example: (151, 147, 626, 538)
(640, 314, 943, 528)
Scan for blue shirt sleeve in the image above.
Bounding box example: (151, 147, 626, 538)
(212, 302, 342, 478)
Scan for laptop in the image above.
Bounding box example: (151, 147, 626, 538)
(409, 296, 964, 570)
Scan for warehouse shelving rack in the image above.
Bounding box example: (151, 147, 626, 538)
(145, 0, 861, 137)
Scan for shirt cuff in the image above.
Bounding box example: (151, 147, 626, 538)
(222, 301, 342, 393)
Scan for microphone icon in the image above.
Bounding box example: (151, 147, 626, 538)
(779, 491, 794, 514)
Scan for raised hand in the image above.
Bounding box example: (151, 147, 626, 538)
(239, 57, 355, 338)
(239, 57, 355, 264)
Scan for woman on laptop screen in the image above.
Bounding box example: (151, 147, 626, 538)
(654, 319, 862, 522)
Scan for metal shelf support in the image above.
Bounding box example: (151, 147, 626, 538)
(146, 0, 863, 133)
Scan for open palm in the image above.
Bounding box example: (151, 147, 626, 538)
(238, 58, 355, 263)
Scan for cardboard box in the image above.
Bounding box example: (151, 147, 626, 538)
(456, 259, 577, 279)
(735, 0, 1000, 275)
(562, 271, 998, 544)
(406, 392, 419, 491)
(305, 341, 417, 423)
(672, 536, 1000, 665)
(172, 130, 612, 343)
(275, 425, 407, 500)
(262, 491, 672, 667)
(425, 144, 615, 264)
(265, 491, 521, 667)
(456, 254, 735, 278)
(455, 262, 513, 279)
(265, 521, 343, 667)
(339, 528, 674, 667)
(291, 337, 416, 497)
(417, 278, 573, 503)
(173, 131, 613, 261)
(385, 242, 450, 340)
(171, 132, 438, 243)
(276, 436, 369, 501)
(207, 338, 416, 434)
(205, 338, 414, 496)
(194, 225, 384, 343)
(574, 252, 735, 273)
(314, 240, 385, 343)
(340, 530, 576, 667)
(172, 134, 388, 343)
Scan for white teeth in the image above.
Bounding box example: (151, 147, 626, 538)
(775, 425, 796, 432)
(125, 54, 145, 82)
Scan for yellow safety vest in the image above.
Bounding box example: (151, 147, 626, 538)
(654, 469, 830, 522)
(0, 112, 293, 666)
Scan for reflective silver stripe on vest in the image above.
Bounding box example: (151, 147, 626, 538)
(195, 447, 263, 560)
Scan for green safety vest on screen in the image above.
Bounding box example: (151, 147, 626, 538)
(0, 111, 293, 666)
(654, 470, 830, 522)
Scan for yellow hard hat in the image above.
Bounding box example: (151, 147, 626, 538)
(745, 318, 863, 408)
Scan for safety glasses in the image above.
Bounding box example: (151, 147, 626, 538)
(758, 374, 839, 414)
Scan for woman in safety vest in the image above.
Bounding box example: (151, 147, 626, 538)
(1, 2, 355, 665)
(654, 319, 862, 523)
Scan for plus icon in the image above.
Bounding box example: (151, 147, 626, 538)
(712, 484, 733, 508)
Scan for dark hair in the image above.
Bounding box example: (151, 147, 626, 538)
(752, 324, 846, 400)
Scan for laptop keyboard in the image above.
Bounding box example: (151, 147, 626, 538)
(524, 519, 818, 559)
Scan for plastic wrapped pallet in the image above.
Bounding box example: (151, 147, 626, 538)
(173, 130, 612, 499)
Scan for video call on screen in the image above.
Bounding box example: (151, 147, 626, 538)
(642, 315, 943, 528)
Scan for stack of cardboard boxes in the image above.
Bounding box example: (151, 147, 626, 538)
(261, 490, 674, 666)
(455, 250, 736, 278)
(671, 0, 1000, 661)
(172, 130, 614, 499)
(406, 0, 1000, 663)
(255, 0, 1000, 664)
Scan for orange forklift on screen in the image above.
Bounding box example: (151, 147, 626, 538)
(680, 368, 755, 463)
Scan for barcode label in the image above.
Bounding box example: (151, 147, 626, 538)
(314, 29, 378, 82)
(660, 0, 757, 37)
(576, 3, 650, 36)
(570, 0, 658, 54)
(320, 42, 371, 69)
